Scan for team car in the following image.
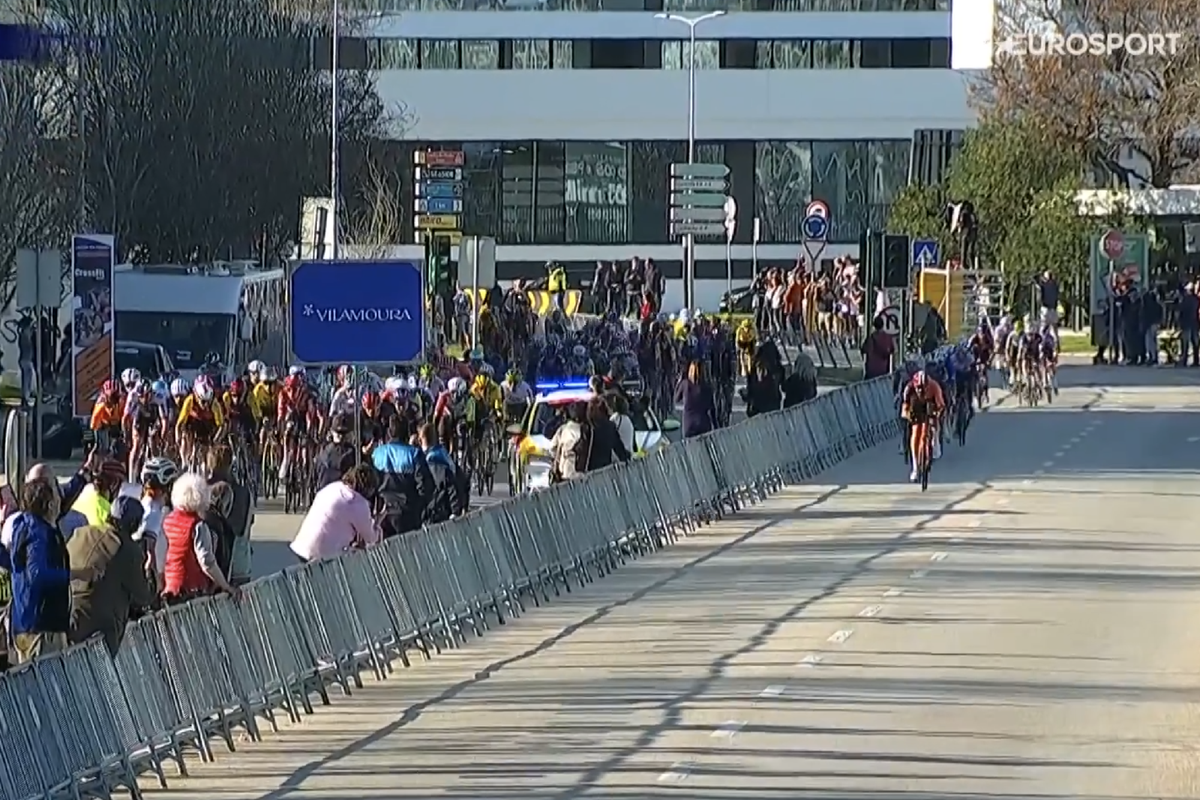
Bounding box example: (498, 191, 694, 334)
(506, 380, 680, 494)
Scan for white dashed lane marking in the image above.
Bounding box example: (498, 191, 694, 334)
(798, 653, 823, 667)
(910, 569, 928, 579)
(658, 762, 694, 783)
(858, 605, 883, 618)
(931, 552, 948, 562)
(827, 629, 854, 644)
(884, 587, 904, 597)
(759, 685, 785, 698)
(712, 721, 745, 740)
(968, 520, 982, 528)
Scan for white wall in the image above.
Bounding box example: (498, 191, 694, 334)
(378, 68, 975, 141)
(361, 9, 950, 39)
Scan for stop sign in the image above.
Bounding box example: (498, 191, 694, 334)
(1101, 229, 1125, 260)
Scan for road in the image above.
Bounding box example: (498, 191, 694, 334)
(139, 363, 1200, 800)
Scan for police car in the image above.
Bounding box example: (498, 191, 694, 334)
(506, 380, 679, 494)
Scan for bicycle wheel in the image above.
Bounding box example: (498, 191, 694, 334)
(919, 432, 931, 492)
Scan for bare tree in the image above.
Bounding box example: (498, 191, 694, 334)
(0, 61, 75, 308)
(345, 156, 405, 257)
(974, 0, 1200, 187)
(41, 0, 395, 262)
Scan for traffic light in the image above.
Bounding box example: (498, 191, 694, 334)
(426, 235, 453, 293)
(882, 234, 910, 288)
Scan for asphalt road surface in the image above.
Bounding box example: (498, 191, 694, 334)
(134, 363, 1200, 800)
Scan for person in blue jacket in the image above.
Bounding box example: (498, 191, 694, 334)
(1, 479, 96, 664)
(371, 414, 433, 537)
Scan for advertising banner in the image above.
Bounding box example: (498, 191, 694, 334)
(71, 234, 115, 417)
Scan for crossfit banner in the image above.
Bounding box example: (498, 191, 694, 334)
(71, 234, 115, 417)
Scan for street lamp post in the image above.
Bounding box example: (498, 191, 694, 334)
(330, 0, 342, 260)
(655, 9, 724, 310)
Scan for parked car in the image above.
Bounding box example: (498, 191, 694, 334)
(719, 285, 757, 315)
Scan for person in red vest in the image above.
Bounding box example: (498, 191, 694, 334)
(160, 473, 240, 605)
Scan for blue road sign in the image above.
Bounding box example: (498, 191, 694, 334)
(912, 238, 940, 266)
(802, 213, 828, 240)
(290, 260, 425, 364)
(420, 182, 463, 199)
(419, 197, 460, 214)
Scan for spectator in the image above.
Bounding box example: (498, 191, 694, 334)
(1, 479, 95, 662)
(1036, 270, 1059, 326)
(67, 496, 155, 656)
(71, 457, 130, 528)
(160, 474, 240, 604)
(207, 446, 254, 586)
(372, 415, 434, 537)
(675, 361, 717, 438)
(132, 457, 179, 587)
(549, 400, 587, 483)
(290, 464, 382, 562)
(584, 396, 630, 471)
(1142, 288, 1163, 366)
(745, 361, 782, 417)
(1178, 282, 1199, 367)
(315, 414, 359, 491)
(861, 315, 896, 380)
(609, 394, 636, 457)
(782, 352, 819, 408)
(417, 422, 465, 523)
(205, 483, 239, 580)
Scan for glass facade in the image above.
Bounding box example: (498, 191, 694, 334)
(390, 139, 910, 245)
(359, 36, 950, 69)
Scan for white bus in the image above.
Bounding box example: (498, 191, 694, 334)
(114, 261, 286, 381)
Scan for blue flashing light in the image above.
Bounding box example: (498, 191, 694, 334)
(535, 379, 592, 392)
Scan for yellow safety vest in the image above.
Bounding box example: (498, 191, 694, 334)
(548, 269, 566, 292)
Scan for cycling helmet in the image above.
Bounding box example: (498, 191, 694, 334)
(229, 378, 245, 396)
(573, 345, 586, 357)
(469, 347, 484, 362)
(288, 365, 305, 377)
(98, 459, 126, 484)
(362, 389, 379, 413)
(248, 359, 265, 378)
(384, 376, 403, 394)
(121, 368, 141, 388)
(472, 374, 488, 390)
(151, 379, 168, 399)
(193, 375, 214, 402)
(263, 367, 278, 383)
(169, 378, 190, 398)
(480, 363, 494, 377)
(448, 376, 467, 395)
(204, 351, 222, 367)
(419, 363, 432, 377)
(406, 376, 418, 390)
(101, 379, 119, 399)
(506, 368, 521, 382)
(135, 378, 152, 395)
(337, 365, 353, 385)
(140, 456, 180, 487)
(913, 370, 927, 386)
(284, 373, 303, 392)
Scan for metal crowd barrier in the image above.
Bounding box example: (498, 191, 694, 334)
(0, 349, 954, 800)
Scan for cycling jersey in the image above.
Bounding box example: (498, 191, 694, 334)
(223, 392, 255, 428)
(328, 386, 358, 418)
(1021, 333, 1043, 360)
(501, 380, 533, 405)
(251, 383, 277, 422)
(176, 394, 225, 430)
(124, 393, 165, 430)
(90, 400, 122, 432)
(902, 380, 945, 426)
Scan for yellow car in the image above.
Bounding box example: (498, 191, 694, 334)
(505, 380, 679, 494)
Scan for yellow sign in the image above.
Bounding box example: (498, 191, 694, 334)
(416, 214, 460, 230)
(463, 288, 582, 317)
(415, 230, 463, 245)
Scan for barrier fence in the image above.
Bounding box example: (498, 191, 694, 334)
(0, 357, 946, 800)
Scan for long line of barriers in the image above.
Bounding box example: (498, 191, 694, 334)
(0, 347, 951, 800)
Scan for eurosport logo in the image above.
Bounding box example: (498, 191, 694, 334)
(997, 32, 1183, 58)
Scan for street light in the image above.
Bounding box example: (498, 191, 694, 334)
(330, 0, 342, 260)
(655, 10, 725, 310)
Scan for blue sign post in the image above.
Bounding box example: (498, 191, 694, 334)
(802, 214, 828, 241)
(911, 238, 940, 267)
(289, 260, 425, 364)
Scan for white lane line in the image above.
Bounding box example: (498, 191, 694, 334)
(930, 552, 948, 562)
(759, 685, 786, 698)
(712, 721, 745, 739)
(658, 762, 694, 783)
(1034, 469, 1046, 476)
(1022, 478, 1035, 485)
(996, 498, 1009, 506)
(1054, 451, 1065, 458)
(1070, 436, 1081, 444)
(884, 587, 904, 598)
(1061, 443, 1072, 450)
(911, 569, 929, 579)
(950, 537, 963, 543)
(827, 629, 854, 644)
(1190, 436, 1200, 444)
(968, 520, 982, 528)
(1042, 461, 1054, 467)
(858, 605, 883, 618)
(798, 653, 824, 667)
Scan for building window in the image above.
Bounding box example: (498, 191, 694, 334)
(534, 142, 567, 243)
(812, 140, 870, 242)
(462, 40, 499, 68)
(754, 141, 812, 243)
(565, 141, 629, 243)
(662, 40, 720, 69)
(552, 40, 574, 67)
(663, 0, 755, 9)
(366, 38, 419, 69)
(755, 40, 811, 68)
(501, 143, 536, 244)
(866, 139, 910, 230)
(421, 40, 459, 68)
(463, 143, 502, 235)
(511, 39, 551, 68)
(812, 39, 856, 68)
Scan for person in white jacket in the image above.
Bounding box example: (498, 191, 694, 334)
(609, 394, 636, 457)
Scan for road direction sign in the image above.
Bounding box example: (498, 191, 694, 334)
(669, 193, 727, 207)
(415, 214, 460, 229)
(670, 221, 726, 236)
(417, 181, 463, 199)
(415, 150, 464, 167)
(670, 162, 730, 179)
(670, 207, 726, 222)
(805, 200, 830, 219)
(415, 166, 462, 183)
(289, 260, 425, 365)
(415, 197, 463, 214)
(878, 305, 902, 336)
(1100, 229, 1125, 259)
(802, 213, 828, 240)
(671, 177, 726, 192)
(911, 238, 939, 266)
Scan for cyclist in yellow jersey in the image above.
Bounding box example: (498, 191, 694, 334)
(176, 375, 225, 468)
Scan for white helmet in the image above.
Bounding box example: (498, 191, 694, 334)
(481, 363, 494, 376)
(169, 378, 190, 398)
(405, 376, 418, 390)
(248, 360, 265, 377)
(448, 376, 467, 395)
(573, 345, 586, 357)
(193, 375, 214, 402)
(288, 365, 305, 377)
(140, 456, 180, 487)
(384, 376, 403, 393)
(678, 309, 690, 324)
(121, 368, 141, 388)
